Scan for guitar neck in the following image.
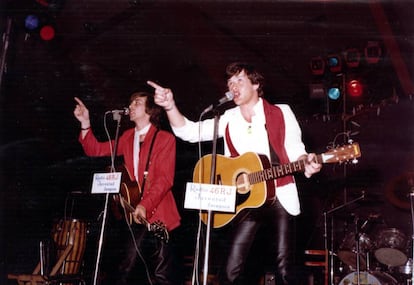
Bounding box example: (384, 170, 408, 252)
(249, 154, 322, 184)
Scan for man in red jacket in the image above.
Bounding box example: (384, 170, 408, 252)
(73, 91, 181, 285)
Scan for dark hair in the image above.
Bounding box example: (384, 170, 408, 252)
(225, 62, 265, 97)
(129, 91, 163, 128)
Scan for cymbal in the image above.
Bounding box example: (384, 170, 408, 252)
(328, 193, 383, 215)
(385, 172, 414, 210)
(332, 210, 383, 224)
(332, 190, 384, 207)
(357, 192, 384, 206)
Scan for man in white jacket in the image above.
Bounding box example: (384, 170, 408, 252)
(149, 62, 322, 284)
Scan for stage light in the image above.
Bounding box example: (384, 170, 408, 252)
(24, 11, 57, 42)
(40, 25, 55, 41)
(345, 48, 361, 68)
(328, 86, 341, 100)
(36, 0, 50, 7)
(365, 41, 382, 64)
(25, 15, 40, 30)
(347, 79, 363, 97)
(310, 57, 325, 75)
(35, 0, 65, 10)
(309, 83, 326, 99)
(327, 54, 342, 73)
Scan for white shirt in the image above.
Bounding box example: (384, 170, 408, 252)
(172, 99, 307, 215)
(133, 124, 151, 181)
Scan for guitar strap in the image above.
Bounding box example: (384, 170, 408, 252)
(141, 128, 159, 195)
(268, 139, 280, 166)
(264, 124, 280, 165)
(225, 124, 238, 157)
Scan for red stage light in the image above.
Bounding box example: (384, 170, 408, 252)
(310, 56, 325, 76)
(40, 25, 55, 41)
(347, 80, 363, 97)
(345, 48, 361, 68)
(365, 41, 382, 64)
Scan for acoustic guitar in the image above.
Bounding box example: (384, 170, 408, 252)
(193, 142, 361, 228)
(111, 165, 169, 242)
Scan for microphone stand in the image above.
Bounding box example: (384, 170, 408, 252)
(353, 217, 361, 285)
(202, 109, 220, 285)
(323, 192, 365, 285)
(92, 113, 122, 285)
(0, 17, 12, 92)
(410, 192, 414, 284)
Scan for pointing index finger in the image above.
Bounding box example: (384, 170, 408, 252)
(74, 97, 85, 107)
(147, 80, 164, 91)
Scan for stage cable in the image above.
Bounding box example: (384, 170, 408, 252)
(189, 113, 208, 285)
(123, 207, 153, 285)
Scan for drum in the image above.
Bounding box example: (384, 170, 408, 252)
(338, 271, 397, 285)
(374, 228, 408, 267)
(338, 232, 374, 270)
(52, 219, 87, 275)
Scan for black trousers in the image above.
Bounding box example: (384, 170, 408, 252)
(105, 223, 179, 285)
(219, 199, 294, 285)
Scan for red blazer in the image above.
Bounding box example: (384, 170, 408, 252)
(79, 125, 181, 231)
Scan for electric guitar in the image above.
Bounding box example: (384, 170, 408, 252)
(193, 142, 361, 228)
(111, 165, 169, 242)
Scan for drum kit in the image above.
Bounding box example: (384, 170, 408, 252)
(336, 224, 411, 285)
(322, 191, 414, 285)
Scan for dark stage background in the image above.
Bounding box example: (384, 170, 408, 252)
(1, 1, 414, 284)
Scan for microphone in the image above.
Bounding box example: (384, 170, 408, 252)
(202, 91, 234, 114)
(106, 107, 130, 121)
(106, 107, 130, 116)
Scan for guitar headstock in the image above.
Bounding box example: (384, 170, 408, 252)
(322, 142, 361, 164)
(150, 221, 169, 243)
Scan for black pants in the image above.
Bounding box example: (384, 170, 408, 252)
(105, 223, 179, 285)
(219, 199, 293, 285)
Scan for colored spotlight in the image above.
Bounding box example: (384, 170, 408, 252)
(328, 87, 340, 100)
(40, 25, 55, 41)
(347, 80, 363, 97)
(327, 54, 342, 73)
(328, 57, 338, 67)
(25, 15, 39, 30)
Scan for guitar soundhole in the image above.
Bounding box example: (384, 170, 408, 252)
(235, 172, 251, 206)
(236, 173, 251, 194)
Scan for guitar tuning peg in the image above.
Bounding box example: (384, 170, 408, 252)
(352, 158, 358, 164)
(348, 139, 354, 144)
